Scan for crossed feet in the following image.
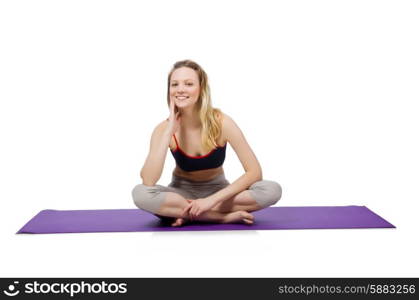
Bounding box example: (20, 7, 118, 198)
(171, 210, 254, 227)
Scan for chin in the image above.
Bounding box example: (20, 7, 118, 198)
(176, 101, 193, 109)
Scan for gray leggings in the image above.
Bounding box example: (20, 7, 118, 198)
(132, 173, 282, 215)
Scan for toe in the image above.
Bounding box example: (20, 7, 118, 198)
(243, 218, 253, 224)
(171, 218, 182, 227)
(241, 211, 254, 220)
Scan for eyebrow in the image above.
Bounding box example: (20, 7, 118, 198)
(170, 79, 195, 82)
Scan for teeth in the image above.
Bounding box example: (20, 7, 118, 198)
(176, 96, 188, 100)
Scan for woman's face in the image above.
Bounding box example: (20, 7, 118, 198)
(169, 67, 200, 111)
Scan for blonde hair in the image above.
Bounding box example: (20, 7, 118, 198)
(167, 59, 223, 153)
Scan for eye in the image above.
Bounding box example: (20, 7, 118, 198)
(187, 83, 193, 86)
(171, 83, 178, 87)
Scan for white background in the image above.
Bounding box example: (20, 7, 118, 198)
(1, 0, 418, 277)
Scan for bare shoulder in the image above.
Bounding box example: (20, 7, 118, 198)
(150, 119, 170, 139)
(218, 112, 240, 145)
(154, 119, 176, 150)
(219, 112, 236, 131)
(154, 119, 170, 133)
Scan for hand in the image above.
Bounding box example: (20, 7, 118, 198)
(182, 198, 217, 220)
(167, 97, 181, 135)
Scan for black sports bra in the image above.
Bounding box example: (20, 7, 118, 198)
(170, 134, 227, 172)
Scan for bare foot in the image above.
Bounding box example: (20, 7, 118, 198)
(222, 211, 254, 224)
(171, 218, 187, 227)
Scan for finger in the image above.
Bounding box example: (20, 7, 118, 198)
(192, 207, 198, 218)
(184, 204, 192, 216)
(182, 204, 191, 217)
(169, 97, 174, 113)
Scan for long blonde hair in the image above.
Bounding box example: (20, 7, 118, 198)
(167, 59, 223, 153)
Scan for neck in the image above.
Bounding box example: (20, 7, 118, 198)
(179, 106, 201, 129)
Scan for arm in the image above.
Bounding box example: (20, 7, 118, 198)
(206, 113, 262, 205)
(140, 121, 172, 186)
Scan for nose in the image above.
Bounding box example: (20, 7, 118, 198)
(174, 85, 186, 95)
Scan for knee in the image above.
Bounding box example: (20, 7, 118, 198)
(262, 180, 282, 206)
(131, 184, 149, 209)
(249, 180, 282, 208)
(272, 181, 283, 204)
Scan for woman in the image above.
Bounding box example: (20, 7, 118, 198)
(132, 59, 282, 227)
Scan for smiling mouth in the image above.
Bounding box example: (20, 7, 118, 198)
(176, 96, 189, 100)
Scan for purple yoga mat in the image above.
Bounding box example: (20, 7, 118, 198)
(17, 206, 395, 234)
